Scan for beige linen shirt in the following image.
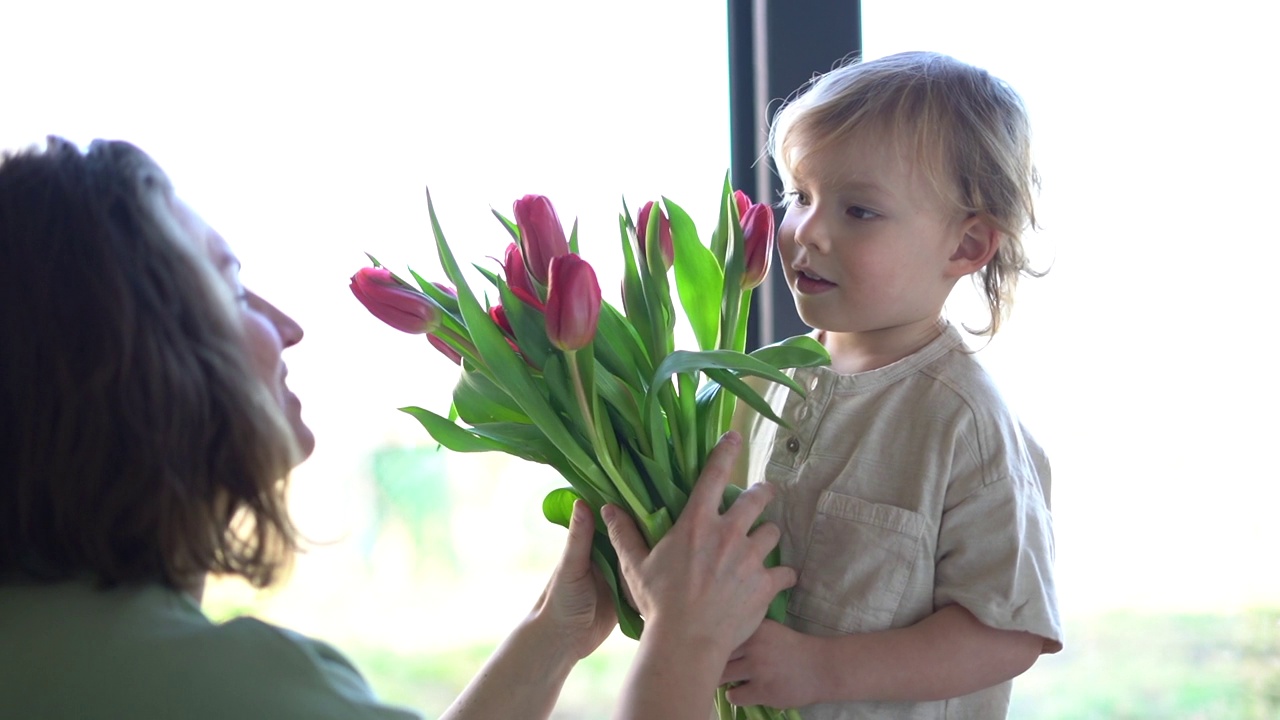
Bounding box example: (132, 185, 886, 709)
(733, 325, 1062, 720)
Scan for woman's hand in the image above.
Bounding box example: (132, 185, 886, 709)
(440, 501, 615, 720)
(603, 431, 796, 662)
(601, 432, 797, 720)
(531, 499, 617, 661)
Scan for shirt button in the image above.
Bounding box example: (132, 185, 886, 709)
(786, 437, 800, 453)
(796, 405, 810, 421)
(807, 375, 820, 392)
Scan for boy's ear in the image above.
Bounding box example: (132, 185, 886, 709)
(947, 215, 1001, 277)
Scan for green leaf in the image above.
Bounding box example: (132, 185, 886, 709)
(492, 270, 552, 371)
(749, 334, 832, 370)
(630, 448, 688, 515)
(400, 406, 511, 454)
(651, 349, 806, 397)
(591, 537, 644, 640)
(594, 364, 644, 442)
(665, 197, 724, 351)
(452, 368, 530, 425)
(568, 217, 580, 255)
(703, 368, 789, 428)
(542, 487, 581, 528)
(638, 207, 676, 363)
(596, 302, 651, 387)
(541, 354, 591, 449)
(491, 208, 520, 244)
(408, 268, 462, 316)
(709, 171, 733, 267)
(618, 214, 654, 368)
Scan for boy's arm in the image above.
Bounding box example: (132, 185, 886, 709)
(722, 604, 1044, 708)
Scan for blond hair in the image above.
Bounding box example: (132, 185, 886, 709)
(769, 51, 1044, 336)
(0, 138, 300, 590)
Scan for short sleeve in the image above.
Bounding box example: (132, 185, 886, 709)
(215, 618, 424, 720)
(933, 469, 1063, 654)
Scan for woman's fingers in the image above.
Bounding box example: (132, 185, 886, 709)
(684, 431, 742, 517)
(722, 480, 776, 533)
(602, 504, 649, 582)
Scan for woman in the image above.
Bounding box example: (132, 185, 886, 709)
(0, 138, 795, 720)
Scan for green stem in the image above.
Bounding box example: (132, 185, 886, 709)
(568, 350, 658, 541)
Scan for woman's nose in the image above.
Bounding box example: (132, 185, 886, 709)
(253, 295, 304, 348)
(272, 307, 304, 348)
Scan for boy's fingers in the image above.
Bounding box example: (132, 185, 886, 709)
(601, 504, 649, 574)
(687, 431, 743, 514)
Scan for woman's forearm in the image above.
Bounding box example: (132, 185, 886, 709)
(612, 623, 725, 720)
(437, 611, 577, 720)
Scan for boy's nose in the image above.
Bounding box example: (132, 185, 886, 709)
(793, 212, 831, 253)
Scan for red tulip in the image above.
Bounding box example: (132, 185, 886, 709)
(635, 200, 674, 270)
(513, 194, 569, 285)
(427, 335, 463, 365)
(350, 267, 442, 335)
(544, 254, 601, 352)
(733, 189, 752, 221)
(489, 304, 514, 336)
(740, 203, 775, 290)
(502, 242, 544, 309)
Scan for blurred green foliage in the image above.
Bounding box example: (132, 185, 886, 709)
(345, 609, 1280, 720)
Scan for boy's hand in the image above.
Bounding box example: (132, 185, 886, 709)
(721, 619, 819, 709)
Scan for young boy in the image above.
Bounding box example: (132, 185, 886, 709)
(726, 51, 1062, 719)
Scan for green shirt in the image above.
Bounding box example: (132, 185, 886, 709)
(0, 579, 420, 719)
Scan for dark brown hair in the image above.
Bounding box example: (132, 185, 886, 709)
(0, 138, 299, 590)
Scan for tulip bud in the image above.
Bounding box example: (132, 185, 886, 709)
(544, 254, 601, 352)
(489, 304, 514, 336)
(513, 194, 569, 285)
(740, 203, 775, 290)
(350, 267, 442, 335)
(732, 189, 752, 221)
(502, 242, 544, 309)
(427, 334, 463, 365)
(635, 200, 674, 270)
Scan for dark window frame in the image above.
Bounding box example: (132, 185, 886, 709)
(728, 1, 862, 349)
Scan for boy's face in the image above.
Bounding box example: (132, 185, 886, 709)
(777, 129, 972, 349)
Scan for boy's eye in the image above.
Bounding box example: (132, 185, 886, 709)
(780, 190, 810, 208)
(847, 206, 878, 220)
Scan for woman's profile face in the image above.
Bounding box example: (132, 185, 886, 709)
(169, 197, 316, 460)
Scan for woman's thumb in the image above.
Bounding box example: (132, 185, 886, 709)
(561, 499, 595, 572)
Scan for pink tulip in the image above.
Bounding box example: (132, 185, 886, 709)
(513, 194, 569, 285)
(740, 203, 775, 290)
(502, 242, 544, 309)
(350, 267, 442, 335)
(635, 200, 674, 270)
(544, 254, 601, 352)
(733, 189, 752, 221)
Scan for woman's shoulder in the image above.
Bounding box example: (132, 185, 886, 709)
(0, 580, 419, 719)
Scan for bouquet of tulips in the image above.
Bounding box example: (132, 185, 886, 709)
(351, 177, 828, 720)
